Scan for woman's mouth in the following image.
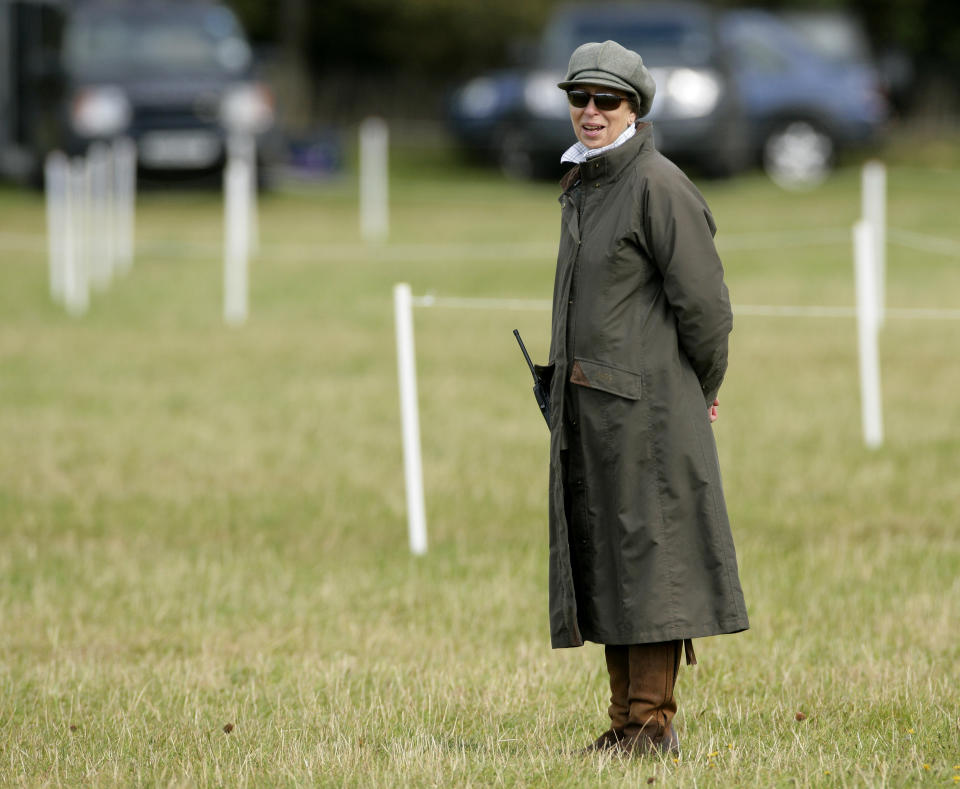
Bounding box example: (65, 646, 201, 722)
(581, 123, 605, 138)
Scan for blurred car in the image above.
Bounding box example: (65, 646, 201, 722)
(0, 0, 63, 182)
(0, 0, 278, 185)
(719, 8, 888, 188)
(449, 1, 748, 179)
(778, 8, 912, 118)
(447, 2, 888, 185)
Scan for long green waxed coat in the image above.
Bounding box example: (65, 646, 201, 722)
(545, 123, 749, 649)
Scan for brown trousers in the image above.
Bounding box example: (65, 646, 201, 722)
(604, 641, 683, 739)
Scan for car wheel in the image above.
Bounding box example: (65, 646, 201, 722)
(762, 120, 834, 190)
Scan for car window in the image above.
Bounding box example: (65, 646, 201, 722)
(722, 15, 797, 75)
(578, 20, 711, 59)
(781, 14, 872, 66)
(64, 6, 250, 76)
(542, 14, 714, 68)
(731, 34, 791, 74)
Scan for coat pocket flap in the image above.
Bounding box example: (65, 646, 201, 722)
(570, 358, 642, 400)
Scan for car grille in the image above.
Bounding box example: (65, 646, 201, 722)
(132, 104, 219, 131)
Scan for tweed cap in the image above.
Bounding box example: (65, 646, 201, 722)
(557, 40, 656, 117)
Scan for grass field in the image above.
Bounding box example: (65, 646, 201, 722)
(1, 152, 959, 787)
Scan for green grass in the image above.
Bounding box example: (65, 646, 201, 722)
(1, 158, 959, 787)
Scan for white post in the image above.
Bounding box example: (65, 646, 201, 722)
(360, 117, 389, 242)
(227, 133, 259, 258)
(87, 142, 112, 291)
(102, 142, 116, 283)
(45, 151, 69, 303)
(223, 149, 251, 325)
(113, 137, 136, 273)
(861, 160, 886, 328)
(394, 283, 427, 555)
(854, 220, 883, 448)
(64, 159, 89, 316)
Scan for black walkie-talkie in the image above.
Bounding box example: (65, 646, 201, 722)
(513, 329, 551, 428)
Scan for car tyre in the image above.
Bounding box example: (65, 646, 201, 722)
(762, 120, 834, 190)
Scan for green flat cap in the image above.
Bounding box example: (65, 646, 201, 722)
(557, 40, 656, 117)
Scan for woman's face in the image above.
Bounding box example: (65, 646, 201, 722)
(568, 85, 637, 149)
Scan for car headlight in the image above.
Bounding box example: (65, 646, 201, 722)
(653, 68, 722, 120)
(456, 77, 500, 119)
(70, 86, 131, 138)
(524, 71, 567, 118)
(220, 83, 274, 134)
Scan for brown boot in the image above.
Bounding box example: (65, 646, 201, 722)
(605, 644, 630, 731)
(581, 645, 630, 753)
(619, 641, 682, 756)
(580, 728, 624, 753)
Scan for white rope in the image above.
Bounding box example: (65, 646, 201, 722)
(733, 305, 855, 318)
(888, 228, 960, 257)
(412, 295, 551, 311)
(4, 226, 959, 261)
(885, 306, 960, 320)
(717, 228, 850, 250)
(412, 296, 960, 320)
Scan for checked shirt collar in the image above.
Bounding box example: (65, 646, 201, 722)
(560, 122, 637, 165)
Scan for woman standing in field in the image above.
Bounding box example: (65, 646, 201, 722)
(543, 40, 749, 755)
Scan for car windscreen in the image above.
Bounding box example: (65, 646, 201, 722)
(544, 17, 716, 68)
(64, 5, 251, 77)
(780, 13, 872, 67)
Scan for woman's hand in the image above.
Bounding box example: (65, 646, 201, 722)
(709, 398, 720, 423)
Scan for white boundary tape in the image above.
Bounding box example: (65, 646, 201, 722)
(6, 226, 960, 262)
(888, 228, 960, 257)
(413, 295, 551, 311)
(411, 296, 960, 320)
(718, 228, 851, 250)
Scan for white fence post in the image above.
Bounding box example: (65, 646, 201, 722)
(87, 142, 113, 291)
(394, 283, 427, 555)
(64, 158, 89, 316)
(227, 133, 259, 258)
(45, 151, 69, 303)
(853, 220, 883, 448)
(223, 145, 251, 325)
(113, 137, 136, 274)
(862, 160, 886, 328)
(360, 117, 389, 242)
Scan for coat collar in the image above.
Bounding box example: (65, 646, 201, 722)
(575, 122, 655, 187)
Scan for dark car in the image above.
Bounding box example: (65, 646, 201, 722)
(447, 2, 888, 185)
(0, 0, 64, 182)
(719, 8, 888, 187)
(449, 1, 747, 179)
(0, 0, 277, 185)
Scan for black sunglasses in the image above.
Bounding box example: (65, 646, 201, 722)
(566, 89, 627, 111)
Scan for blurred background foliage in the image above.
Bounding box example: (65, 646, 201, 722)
(228, 0, 959, 127)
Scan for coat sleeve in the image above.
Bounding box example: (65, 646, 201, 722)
(641, 172, 732, 404)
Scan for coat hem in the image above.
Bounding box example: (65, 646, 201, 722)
(551, 616, 749, 648)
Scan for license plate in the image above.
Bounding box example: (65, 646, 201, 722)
(138, 131, 222, 168)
